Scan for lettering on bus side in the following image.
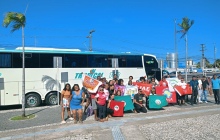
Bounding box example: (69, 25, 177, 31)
(75, 69, 103, 79)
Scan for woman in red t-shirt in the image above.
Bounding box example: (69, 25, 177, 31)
(95, 87, 108, 122)
(159, 77, 168, 87)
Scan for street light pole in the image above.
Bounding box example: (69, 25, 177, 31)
(174, 19, 178, 77)
(87, 29, 95, 52)
(214, 43, 216, 68)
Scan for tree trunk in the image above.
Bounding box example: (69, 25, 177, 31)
(185, 33, 187, 83)
(22, 25, 25, 118)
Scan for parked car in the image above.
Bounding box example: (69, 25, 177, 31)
(206, 70, 213, 73)
(190, 69, 197, 73)
(170, 71, 181, 75)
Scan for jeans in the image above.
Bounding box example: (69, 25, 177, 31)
(191, 89, 198, 104)
(201, 90, 207, 102)
(213, 89, 219, 104)
(97, 104, 106, 119)
(134, 104, 147, 113)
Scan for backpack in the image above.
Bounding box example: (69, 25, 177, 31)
(87, 106, 93, 117)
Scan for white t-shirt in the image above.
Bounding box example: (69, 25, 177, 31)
(198, 80, 202, 89)
(104, 89, 109, 100)
(178, 82, 186, 86)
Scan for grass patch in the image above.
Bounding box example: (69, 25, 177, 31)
(11, 114, 35, 121)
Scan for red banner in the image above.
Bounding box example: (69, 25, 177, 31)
(110, 100, 124, 116)
(133, 82, 152, 95)
(155, 86, 177, 103)
(174, 84, 192, 96)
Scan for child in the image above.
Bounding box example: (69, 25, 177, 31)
(116, 90, 121, 96)
(107, 94, 115, 118)
(95, 87, 108, 122)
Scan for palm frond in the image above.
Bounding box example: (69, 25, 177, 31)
(3, 12, 26, 32)
(177, 17, 194, 40)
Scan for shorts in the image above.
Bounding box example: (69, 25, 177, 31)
(92, 98, 97, 110)
(63, 98, 70, 108)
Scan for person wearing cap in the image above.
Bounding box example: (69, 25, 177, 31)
(134, 89, 147, 113)
(140, 77, 145, 83)
(190, 76, 199, 105)
(150, 89, 156, 95)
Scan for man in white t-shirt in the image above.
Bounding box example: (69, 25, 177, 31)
(177, 77, 187, 106)
(197, 76, 203, 103)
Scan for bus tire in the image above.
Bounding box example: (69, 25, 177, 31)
(25, 93, 41, 108)
(45, 92, 60, 106)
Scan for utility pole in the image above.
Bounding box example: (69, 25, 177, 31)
(214, 43, 216, 68)
(174, 19, 178, 77)
(200, 44, 206, 75)
(86, 29, 95, 51)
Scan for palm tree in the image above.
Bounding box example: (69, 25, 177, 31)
(178, 17, 194, 82)
(3, 12, 26, 117)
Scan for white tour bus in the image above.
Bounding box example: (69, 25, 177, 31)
(0, 47, 161, 107)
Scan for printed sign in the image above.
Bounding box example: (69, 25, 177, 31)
(133, 82, 152, 95)
(174, 84, 192, 96)
(155, 86, 177, 103)
(124, 85, 138, 99)
(82, 74, 102, 93)
(115, 85, 126, 96)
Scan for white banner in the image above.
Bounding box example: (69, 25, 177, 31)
(124, 85, 138, 99)
(166, 78, 180, 92)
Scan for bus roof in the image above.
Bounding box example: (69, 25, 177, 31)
(0, 47, 154, 56)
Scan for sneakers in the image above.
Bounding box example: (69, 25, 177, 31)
(69, 117, 74, 121)
(205, 101, 208, 103)
(61, 121, 66, 124)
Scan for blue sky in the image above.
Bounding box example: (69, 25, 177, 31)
(0, 0, 219, 64)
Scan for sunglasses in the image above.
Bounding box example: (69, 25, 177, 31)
(99, 89, 104, 91)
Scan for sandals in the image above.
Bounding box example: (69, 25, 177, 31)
(74, 121, 78, 124)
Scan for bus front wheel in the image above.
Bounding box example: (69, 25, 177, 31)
(25, 93, 41, 108)
(46, 92, 60, 106)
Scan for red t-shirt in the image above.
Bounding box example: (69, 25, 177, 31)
(95, 92, 107, 105)
(159, 80, 168, 87)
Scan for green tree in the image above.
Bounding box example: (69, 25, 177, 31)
(213, 59, 220, 68)
(178, 17, 194, 82)
(196, 62, 200, 68)
(3, 12, 26, 117)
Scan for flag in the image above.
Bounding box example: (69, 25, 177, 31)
(115, 85, 126, 96)
(155, 86, 177, 103)
(133, 82, 152, 95)
(149, 95, 168, 109)
(114, 95, 134, 111)
(174, 84, 192, 96)
(82, 74, 102, 93)
(110, 100, 124, 116)
(124, 85, 138, 99)
(166, 78, 180, 92)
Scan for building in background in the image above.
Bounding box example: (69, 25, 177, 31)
(166, 53, 178, 68)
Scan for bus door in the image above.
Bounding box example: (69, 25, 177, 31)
(0, 78, 4, 105)
(111, 58, 119, 78)
(4, 81, 19, 105)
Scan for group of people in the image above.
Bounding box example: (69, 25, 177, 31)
(189, 74, 220, 105)
(60, 73, 220, 124)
